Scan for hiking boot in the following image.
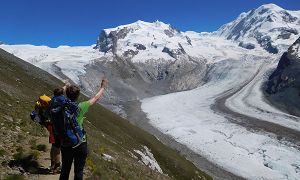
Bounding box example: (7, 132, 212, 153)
(50, 162, 61, 174)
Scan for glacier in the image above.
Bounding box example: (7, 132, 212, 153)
(141, 58, 300, 179)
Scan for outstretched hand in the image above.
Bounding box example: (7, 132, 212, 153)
(63, 79, 71, 87)
(101, 79, 108, 88)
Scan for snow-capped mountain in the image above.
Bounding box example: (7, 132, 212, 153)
(95, 20, 190, 62)
(80, 19, 272, 109)
(94, 20, 257, 63)
(216, 3, 300, 54)
(92, 20, 209, 95)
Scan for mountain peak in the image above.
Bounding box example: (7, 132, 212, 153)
(103, 20, 171, 35)
(216, 3, 300, 54)
(258, 3, 283, 11)
(95, 20, 184, 58)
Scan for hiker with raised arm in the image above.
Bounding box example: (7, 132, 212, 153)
(54, 78, 108, 180)
(43, 80, 72, 174)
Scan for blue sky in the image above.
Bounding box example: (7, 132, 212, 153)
(1, 0, 299, 47)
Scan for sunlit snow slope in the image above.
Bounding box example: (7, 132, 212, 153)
(0, 44, 102, 83)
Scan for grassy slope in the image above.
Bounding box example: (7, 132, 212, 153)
(0, 48, 211, 180)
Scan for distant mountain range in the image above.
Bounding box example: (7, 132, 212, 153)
(1, 3, 299, 116)
(96, 3, 300, 59)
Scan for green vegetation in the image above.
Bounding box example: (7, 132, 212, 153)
(4, 174, 25, 180)
(12, 150, 40, 173)
(0, 149, 6, 157)
(0, 48, 212, 179)
(35, 144, 47, 152)
(29, 139, 47, 152)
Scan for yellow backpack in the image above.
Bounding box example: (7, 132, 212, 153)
(31, 95, 51, 125)
(35, 95, 51, 110)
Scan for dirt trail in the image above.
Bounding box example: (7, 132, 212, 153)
(33, 137, 74, 180)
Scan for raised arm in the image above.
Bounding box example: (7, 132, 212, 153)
(88, 79, 108, 106)
(62, 79, 71, 92)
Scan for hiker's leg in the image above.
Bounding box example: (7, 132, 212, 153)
(48, 124, 56, 169)
(50, 144, 55, 169)
(50, 144, 61, 174)
(59, 147, 74, 180)
(53, 135, 61, 167)
(52, 136, 61, 166)
(74, 142, 88, 180)
(53, 145, 61, 168)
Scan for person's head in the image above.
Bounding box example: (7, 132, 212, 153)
(66, 85, 80, 101)
(53, 87, 64, 97)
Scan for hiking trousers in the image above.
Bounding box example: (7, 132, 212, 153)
(59, 142, 88, 180)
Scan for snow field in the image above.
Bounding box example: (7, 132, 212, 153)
(0, 44, 103, 83)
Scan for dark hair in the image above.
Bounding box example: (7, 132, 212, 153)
(66, 85, 80, 101)
(53, 87, 64, 96)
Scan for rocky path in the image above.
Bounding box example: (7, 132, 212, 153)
(30, 137, 75, 180)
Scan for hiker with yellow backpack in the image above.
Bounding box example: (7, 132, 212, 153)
(30, 81, 71, 174)
(30, 93, 61, 174)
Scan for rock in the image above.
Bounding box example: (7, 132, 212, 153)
(123, 49, 138, 58)
(162, 43, 186, 59)
(96, 27, 131, 53)
(3, 115, 13, 122)
(238, 42, 255, 49)
(266, 37, 300, 94)
(101, 153, 115, 162)
(133, 43, 146, 50)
